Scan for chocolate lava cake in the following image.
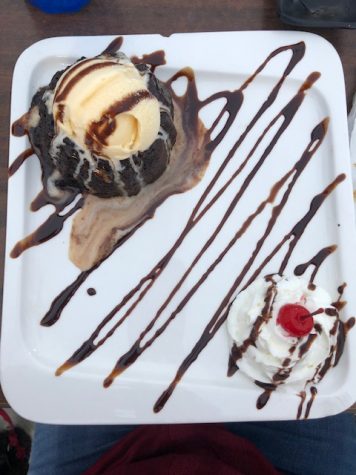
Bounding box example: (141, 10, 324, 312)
(27, 52, 177, 198)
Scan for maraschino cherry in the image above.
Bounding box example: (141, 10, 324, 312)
(277, 304, 314, 337)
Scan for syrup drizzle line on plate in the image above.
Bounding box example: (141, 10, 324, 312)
(255, 381, 278, 410)
(131, 50, 166, 73)
(304, 386, 318, 419)
(101, 36, 124, 56)
(153, 174, 345, 414)
(297, 390, 307, 419)
(39, 41, 306, 328)
(10, 197, 84, 259)
(294, 245, 337, 290)
(11, 112, 30, 138)
(297, 386, 318, 419)
(8, 147, 34, 177)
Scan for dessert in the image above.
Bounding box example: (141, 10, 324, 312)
(227, 276, 339, 386)
(226, 274, 354, 415)
(27, 51, 176, 199)
(11, 41, 209, 269)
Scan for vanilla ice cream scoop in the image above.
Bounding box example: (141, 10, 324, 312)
(227, 276, 340, 387)
(53, 54, 160, 161)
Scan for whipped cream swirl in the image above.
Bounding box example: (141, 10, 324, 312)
(227, 276, 339, 386)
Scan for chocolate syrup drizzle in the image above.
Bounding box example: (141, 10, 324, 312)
(101, 36, 124, 56)
(11, 112, 30, 137)
(131, 50, 166, 72)
(228, 277, 277, 378)
(294, 245, 337, 289)
(255, 381, 277, 410)
(8, 147, 34, 177)
(9, 38, 354, 418)
(10, 197, 84, 258)
(85, 89, 153, 154)
(297, 390, 307, 419)
(30, 190, 53, 212)
(54, 59, 118, 106)
(304, 386, 318, 419)
(333, 283, 347, 311)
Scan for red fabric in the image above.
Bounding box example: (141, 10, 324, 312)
(83, 424, 280, 475)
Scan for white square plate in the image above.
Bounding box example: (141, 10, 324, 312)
(2, 31, 356, 423)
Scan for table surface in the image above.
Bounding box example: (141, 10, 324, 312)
(0, 0, 355, 410)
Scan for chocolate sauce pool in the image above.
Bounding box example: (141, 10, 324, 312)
(9, 37, 354, 419)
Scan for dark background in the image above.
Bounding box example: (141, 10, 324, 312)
(0, 0, 355, 406)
